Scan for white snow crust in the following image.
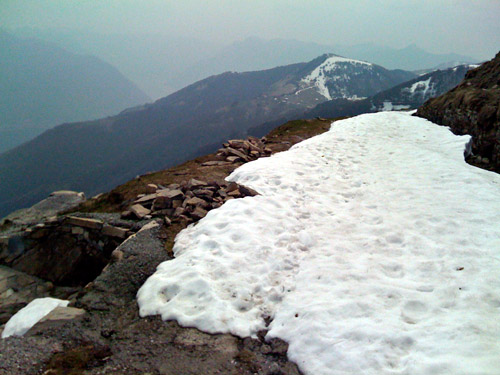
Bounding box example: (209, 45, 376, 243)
(2, 297, 69, 338)
(138, 112, 500, 375)
(301, 55, 372, 100)
(406, 77, 434, 96)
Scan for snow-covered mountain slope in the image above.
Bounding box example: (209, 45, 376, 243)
(138, 111, 500, 375)
(305, 64, 475, 120)
(370, 64, 477, 111)
(300, 55, 373, 100)
(288, 53, 414, 104)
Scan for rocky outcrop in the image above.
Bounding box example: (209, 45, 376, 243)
(415, 52, 500, 172)
(0, 191, 85, 227)
(0, 212, 145, 287)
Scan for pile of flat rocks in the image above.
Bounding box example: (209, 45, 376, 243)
(124, 179, 259, 224)
(203, 136, 272, 166)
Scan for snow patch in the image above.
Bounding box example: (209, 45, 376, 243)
(301, 55, 372, 100)
(381, 101, 411, 111)
(406, 77, 434, 96)
(2, 298, 69, 338)
(138, 112, 500, 375)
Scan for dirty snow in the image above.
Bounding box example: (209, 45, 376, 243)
(138, 112, 500, 375)
(2, 297, 69, 338)
(301, 55, 372, 100)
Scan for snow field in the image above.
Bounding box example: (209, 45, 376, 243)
(138, 112, 500, 375)
(2, 297, 69, 338)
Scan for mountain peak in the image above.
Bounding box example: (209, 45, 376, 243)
(300, 54, 375, 100)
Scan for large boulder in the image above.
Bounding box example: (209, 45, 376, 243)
(415, 51, 500, 172)
(1, 191, 85, 227)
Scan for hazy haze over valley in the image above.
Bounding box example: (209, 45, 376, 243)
(2, 0, 499, 99)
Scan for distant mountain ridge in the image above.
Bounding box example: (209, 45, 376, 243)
(0, 31, 150, 153)
(9, 30, 479, 97)
(0, 54, 414, 217)
(307, 64, 475, 118)
(174, 39, 478, 94)
(249, 64, 475, 137)
(331, 42, 478, 71)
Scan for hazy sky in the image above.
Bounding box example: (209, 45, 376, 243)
(1, 0, 499, 59)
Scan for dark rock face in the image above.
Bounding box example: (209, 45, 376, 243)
(415, 52, 500, 172)
(0, 213, 141, 287)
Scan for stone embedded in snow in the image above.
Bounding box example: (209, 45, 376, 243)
(227, 189, 240, 197)
(2, 297, 69, 338)
(138, 112, 500, 375)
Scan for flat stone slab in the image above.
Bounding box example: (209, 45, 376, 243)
(66, 216, 103, 230)
(130, 204, 151, 219)
(102, 225, 129, 239)
(184, 197, 206, 206)
(156, 189, 184, 200)
(39, 306, 86, 323)
(201, 161, 230, 167)
(134, 193, 158, 204)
